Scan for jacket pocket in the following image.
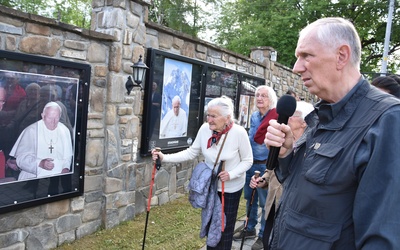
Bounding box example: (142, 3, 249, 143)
(286, 208, 341, 241)
(303, 143, 343, 184)
(276, 208, 342, 249)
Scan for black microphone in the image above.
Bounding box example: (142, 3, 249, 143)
(266, 94, 297, 170)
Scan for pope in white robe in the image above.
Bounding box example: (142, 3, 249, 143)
(9, 102, 73, 180)
(159, 95, 188, 139)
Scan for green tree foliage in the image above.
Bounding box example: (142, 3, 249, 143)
(0, 0, 91, 29)
(211, 0, 400, 74)
(149, 0, 220, 37)
(52, 0, 91, 29)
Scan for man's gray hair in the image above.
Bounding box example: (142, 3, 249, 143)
(299, 17, 361, 70)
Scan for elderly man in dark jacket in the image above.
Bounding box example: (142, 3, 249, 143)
(263, 17, 400, 249)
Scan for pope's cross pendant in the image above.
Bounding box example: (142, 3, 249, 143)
(49, 139, 54, 154)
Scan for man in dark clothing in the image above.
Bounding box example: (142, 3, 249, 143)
(262, 17, 400, 249)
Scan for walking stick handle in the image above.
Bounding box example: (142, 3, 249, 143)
(254, 170, 261, 178)
(154, 147, 161, 170)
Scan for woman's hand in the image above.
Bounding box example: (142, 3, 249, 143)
(151, 148, 164, 162)
(218, 171, 230, 182)
(249, 175, 265, 188)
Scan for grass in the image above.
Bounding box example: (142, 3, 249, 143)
(56, 194, 247, 250)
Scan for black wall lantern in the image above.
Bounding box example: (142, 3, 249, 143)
(125, 55, 149, 94)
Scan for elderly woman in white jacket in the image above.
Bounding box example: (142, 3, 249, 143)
(152, 95, 253, 250)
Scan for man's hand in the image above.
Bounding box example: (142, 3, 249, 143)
(39, 158, 55, 170)
(265, 119, 295, 158)
(6, 158, 18, 171)
(61, 168, 70, 173)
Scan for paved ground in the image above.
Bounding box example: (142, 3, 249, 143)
(199, 209, 262, 250)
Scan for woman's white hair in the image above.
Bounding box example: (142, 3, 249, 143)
(296, 101, 314, 120)
(255, 85, 277, 110)
(207, 95, 235, 121)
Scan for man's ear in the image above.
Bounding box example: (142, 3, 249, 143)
(337, 44, 350, 70)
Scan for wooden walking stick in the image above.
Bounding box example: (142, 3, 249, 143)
(142, 147, 161, 250)
(240, 170, 261, 250)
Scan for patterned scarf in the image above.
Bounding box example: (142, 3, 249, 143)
(207, 122, 233, 148)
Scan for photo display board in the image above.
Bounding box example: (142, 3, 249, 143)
(141, 48, 265, 155)
(0, 50, 90, 213)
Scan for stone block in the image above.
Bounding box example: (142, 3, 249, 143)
(85, 139, 104, 168)
(0, 206, 44, 233)
(55, 214, 82, 234)
(76, 219, 101, 239)
(104, 177, 123, 194)
(104, 209, 119, 229)
(58, 231, 75, 246)
(0, 229, 27, 248)
(84, 175, 103, 192)
(25, 23, 50, 36)
(94, 65, 108, 77)
(19, 36, 61, 56)
(82, 201, 102, 222)
(5, 35, 16, 50)
(26, 223, 57, 249)
(87, 43, 107, 62)
(109, 44, 122, 72)
(85, 190, 103, 203)
(45, 199, 70, 219)
(0, 24, 23, 35)
(71, 197, 85, 212)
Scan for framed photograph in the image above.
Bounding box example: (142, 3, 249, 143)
(141, 48, 266, 156)
(141, 48, 203, 155)
(238, 95, 250, 129)
(0, 50, 90, 213)
(240, 76, 265, 129)
(159, 58, 192, 139)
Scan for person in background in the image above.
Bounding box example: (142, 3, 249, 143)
(0, 72, 26, 126)
(286, 89, 300, 101)
(2, 83, 41, 179)
(0, 86, 7, 180)
(159, 95, 188, 138)
(9, 102, 73, 180)
(7, 82, 41, 132)
(264, 17, 400, 249)
(250, 100, 314, 249)
(0, 86, 6, 112)
(233, 85, 278, 250)
(370, 74, 400, 98)
(152, 96, 253, 250)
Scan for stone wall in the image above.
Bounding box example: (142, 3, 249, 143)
(0, 1, 313, 248)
